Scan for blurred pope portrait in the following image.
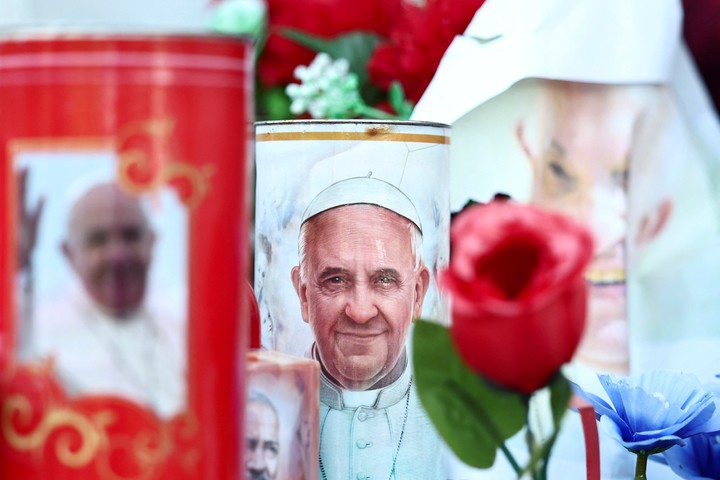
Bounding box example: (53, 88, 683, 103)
(246, 390, 280, 480)
(517, 80, 658, 374)
(290, 176, 446, 479)
(246, 349, 319, 480)
(30, 180, 186, 417)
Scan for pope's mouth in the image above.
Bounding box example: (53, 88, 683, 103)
(585, 267, 626, 286)
(337, 332, 385, 344)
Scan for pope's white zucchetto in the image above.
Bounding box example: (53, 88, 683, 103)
(300, 177, 423, 234)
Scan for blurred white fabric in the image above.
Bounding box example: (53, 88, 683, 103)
(412, 0, 720, 478)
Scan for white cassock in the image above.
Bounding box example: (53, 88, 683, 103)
(31, 284, 186, 418)
(313, 345, 447, 480)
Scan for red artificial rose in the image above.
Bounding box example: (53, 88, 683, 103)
(259, 0, 402, 87)
(367, 0, 485, 103)
(440, 202, 594, 394)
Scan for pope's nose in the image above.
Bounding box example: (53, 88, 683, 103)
(344, 287, 378, 324)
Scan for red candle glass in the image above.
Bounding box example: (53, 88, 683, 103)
(0, 29, 253, 480)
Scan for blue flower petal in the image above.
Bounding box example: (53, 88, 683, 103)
(663, 433, 720, 479)
(598, 374, 630, 422)
(599, 416, 686, 451)
(576, 371, 720, 456)
(633, 400, 715, 441)
(573, 385, 632, 439)
(622, 372, 706, 432)
(598, 414, 625, 445)
(689, 396, 720, 435)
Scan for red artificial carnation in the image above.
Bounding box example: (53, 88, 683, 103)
(259, 0, 402, 87)
(368, 0, 486, 103)
(440, 202, 594, 394)
(682, 0, 720, 116)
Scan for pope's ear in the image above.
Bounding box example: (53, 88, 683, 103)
(516, 121, 537, 171)
(291, 266, 310, 323)
(61, 240, 78, 271)
(413, 266, 431, 320)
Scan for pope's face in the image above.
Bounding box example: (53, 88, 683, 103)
(292, 205, 429, 391)
(529, 82, 636, 279)
(63, 184, 155, 318)
(519, 82, 647, 372)
(246, 400, 280, 480)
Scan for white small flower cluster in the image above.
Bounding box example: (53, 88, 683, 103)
(285, 53, 362, 119)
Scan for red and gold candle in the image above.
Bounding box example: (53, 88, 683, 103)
(0, 29, 253, 480)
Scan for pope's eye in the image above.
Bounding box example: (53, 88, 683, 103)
(545, 160, 577, 192)
(378, 275, 397, 285)
(328, 276, 343, 284)
(549, 161, 570, 180)
(85, 230, 109, 248)
(265, 442, 279, 456)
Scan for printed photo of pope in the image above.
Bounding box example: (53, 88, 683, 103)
(291, 176, 447, 479)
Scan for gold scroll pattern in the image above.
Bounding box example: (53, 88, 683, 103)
(171, 412, 202, 475)
(116, 118, 214, 210)
(0, 389, 193, 479)
(94, 424, 170, 480)
(2, 394, 112, 468)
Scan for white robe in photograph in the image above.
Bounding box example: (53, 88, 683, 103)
(314, 346, 447, 480)
(31, 284, 186, 418)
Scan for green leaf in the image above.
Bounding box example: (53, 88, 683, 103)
(388, 81, 414, 120)
(279, 29, 382, 85)
(208, 0, 266, 38)
(548, 373, 571, 432)
(469, 34, 503, 45)
(360, 82, 385, 108)
(388, 81, 405, 108)
(412, 320, 528, 469)
(256, 85, 292, 121)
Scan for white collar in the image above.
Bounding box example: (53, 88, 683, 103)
(69, 282, 152, 328)
(312, 344, 412, 410)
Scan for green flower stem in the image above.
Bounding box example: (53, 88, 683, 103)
(525, 427, 543, 480)
(355, 104, 403, 120)
(535, 426, 561, 480)
(634, 453, 648, 480)
(540, 442, 551, 480)
(498, 441, 523, 477)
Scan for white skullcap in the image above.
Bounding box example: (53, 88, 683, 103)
(301, 177, 423, 233)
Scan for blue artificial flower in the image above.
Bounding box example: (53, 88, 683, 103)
(662, 377, 720, 479)
(662, 432, 720, 479)
(573, 371, 720, 454)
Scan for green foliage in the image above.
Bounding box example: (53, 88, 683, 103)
(280, 29, 382, 86)
(256, 86, 292, 120)
(388, 82, 414, 119)
(208, 0, 267, 38)
(279, 29, 414, 120)
(412, 320, 528, 468)
(548, 373, 571, 433)
(469, 34, 503, 45)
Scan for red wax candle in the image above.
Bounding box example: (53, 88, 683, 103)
(0, 29, 253, 480)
